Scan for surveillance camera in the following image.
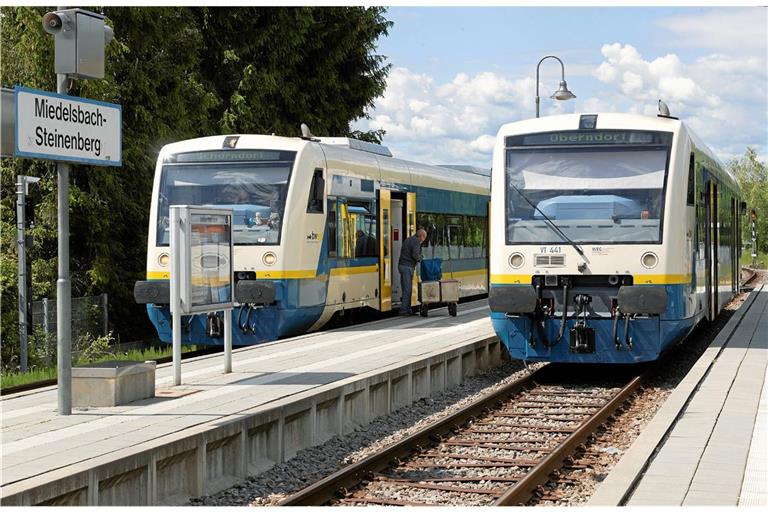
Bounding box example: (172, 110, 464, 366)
(42, 11, 73, 36)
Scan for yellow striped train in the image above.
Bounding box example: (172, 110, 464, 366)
(135, 132, 490, 345)
(488, 112, 744, 363)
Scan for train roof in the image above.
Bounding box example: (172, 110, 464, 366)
(159, 134, 490, 196)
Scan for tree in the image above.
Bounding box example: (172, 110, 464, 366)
(194, 7, 391, 138)
(0, 7, 391, 370)
(729, 147, 768, 256)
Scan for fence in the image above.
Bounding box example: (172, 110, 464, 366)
(31, 293, 108, 342)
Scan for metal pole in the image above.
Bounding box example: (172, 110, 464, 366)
(102, 292, 108, 336)
(535, 55, 566, 118)
(170, 208, 182, 386)
(16, 176, 28, 372)
(56, 72, 72, 415)
(224, 310, 232, 374)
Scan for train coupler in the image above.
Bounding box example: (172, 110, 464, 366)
(569, 323, 595, 353)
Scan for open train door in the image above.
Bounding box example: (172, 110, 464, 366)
(406, 192, 418, 306)
(378, 188, 392, 311)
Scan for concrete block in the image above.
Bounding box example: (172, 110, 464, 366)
(369, 382, 389, 419)
(315, 397, 340, 443)
(72, 361, 156, 407)
(462, 350, 477, 377)
(390, 374, 411, 411)
(283, 409, 312, 460)
(97, 466, 148, 506)
(430, 362, 445, 394)
(247, 420, 280, 473)
(342, 389, 367, 435)
(411, 366, 429, 401)
(155, 448, 197, 505)
(446, 356, 461, 388)
(205, 432, 241, 494)
(476, 345, 489, 370)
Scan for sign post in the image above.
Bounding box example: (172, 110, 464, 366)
(16, 175, 40, 372)
(9, 7, 118, 415)
(751, 209, 758, 267)
(170, 206, 234, 385)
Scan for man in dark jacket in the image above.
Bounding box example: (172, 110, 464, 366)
(398, 228, 427, 315)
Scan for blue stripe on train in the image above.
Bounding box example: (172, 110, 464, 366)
(489, 283, 700, 363)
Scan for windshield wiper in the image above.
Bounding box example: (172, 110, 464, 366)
(509, 183, 585, 256)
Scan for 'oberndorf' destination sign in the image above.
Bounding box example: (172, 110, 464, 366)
(14, 85, 122, 166)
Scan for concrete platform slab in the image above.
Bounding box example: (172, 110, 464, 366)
(1, 301, 500, 506)
(588, 285, 768, 506)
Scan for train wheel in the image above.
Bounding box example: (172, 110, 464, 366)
(420, 303, 429, 317)
(448, 303, 458, 317)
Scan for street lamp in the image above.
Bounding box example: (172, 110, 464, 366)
(535, 55, 576, 118)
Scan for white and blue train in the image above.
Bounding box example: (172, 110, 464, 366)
(135, 133, 490, 345)
(488, 112, 744, 363)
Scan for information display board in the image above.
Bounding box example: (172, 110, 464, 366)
(172, 206, 233, 314)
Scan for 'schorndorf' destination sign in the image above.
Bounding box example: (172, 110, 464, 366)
(14, 85, 121, 166)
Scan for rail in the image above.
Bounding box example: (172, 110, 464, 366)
(279, 364, 650, 506)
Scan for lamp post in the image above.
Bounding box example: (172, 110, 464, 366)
(535, 55, 576, 118)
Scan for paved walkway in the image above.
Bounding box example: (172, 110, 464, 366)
(626, 286, 768, 505)
(1, 301, 493, 490)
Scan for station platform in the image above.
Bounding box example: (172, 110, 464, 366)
(1, 301, 500, 506)
(590, 284, 768, 506)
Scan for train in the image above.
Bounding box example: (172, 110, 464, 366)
(134, 133, 490, 346)
(488, 112, 744, 363)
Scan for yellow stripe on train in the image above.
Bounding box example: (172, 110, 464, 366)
(490, 274, 692, 285)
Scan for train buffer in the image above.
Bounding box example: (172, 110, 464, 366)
(0, 300, 501, 506)
(590, 282, 768, 506)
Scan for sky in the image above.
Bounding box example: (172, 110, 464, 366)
(351, 6, 767, 168)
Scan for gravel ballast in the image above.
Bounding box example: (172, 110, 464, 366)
(191, 360, 542, 506)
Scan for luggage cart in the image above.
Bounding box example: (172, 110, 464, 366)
(418, 279, 459, 317)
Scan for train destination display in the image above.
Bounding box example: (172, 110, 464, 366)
(14, 85, 121, 166)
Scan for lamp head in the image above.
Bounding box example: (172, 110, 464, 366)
(551, 80, 576, 101)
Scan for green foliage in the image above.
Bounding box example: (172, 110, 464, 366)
(729, 147, 768, 259)
(74, 331, 114, 365)
(0, 7, 391, 367)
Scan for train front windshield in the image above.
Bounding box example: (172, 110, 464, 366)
(156, 150, 296, 246)
(505, 130, 672, 244)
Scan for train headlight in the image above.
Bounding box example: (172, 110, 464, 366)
(509, 252, 525, 269)
(641, 251, 658, 269)
(263, 252, 277, 266)
(158, 253, 170, 267)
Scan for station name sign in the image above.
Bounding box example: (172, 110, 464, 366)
(506, 130, 672, 148)
(14, 86, 121, 166)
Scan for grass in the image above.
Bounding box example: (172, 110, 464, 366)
(0, 366, 57, 389)
(740, 249, 767, 269)
(0, 344, 200, 390)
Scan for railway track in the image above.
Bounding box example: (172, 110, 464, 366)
(279, 364, 649, 506)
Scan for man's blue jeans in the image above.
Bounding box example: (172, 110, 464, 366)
(399, 264, 414, 313)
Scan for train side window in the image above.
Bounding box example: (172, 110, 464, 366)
(327, 200, 337, 257)
(307, 168, 325, 213)
(687, 154, 695, 206)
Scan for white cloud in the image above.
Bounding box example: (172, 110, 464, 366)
(656, 8, 767, 52)
(592, 42, 765, 162)
(354, 23, 766, 167)
(354, 67, 570, 166)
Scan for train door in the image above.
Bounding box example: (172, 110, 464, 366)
(711, 182, 719, 318)
(391, 199, 404, 304)
(406, 192, 418, 306)
(704, 179, 713, 321)
(378, 189, 392, 311)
